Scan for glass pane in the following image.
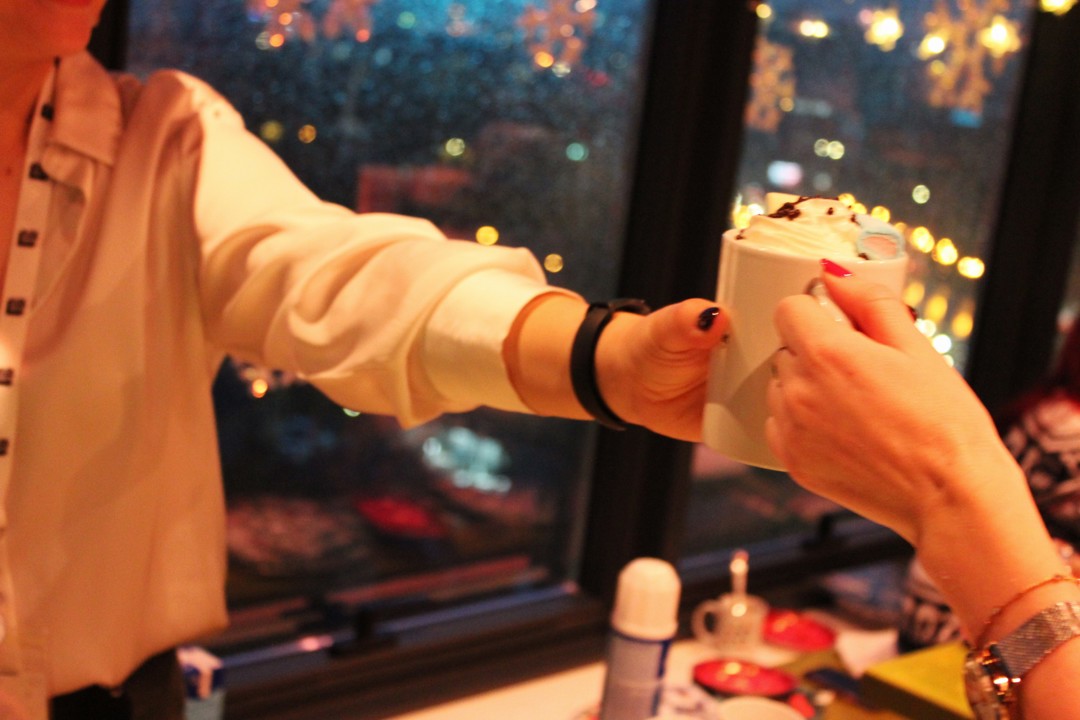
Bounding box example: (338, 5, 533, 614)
(125, 0, 653, 632)
(684, 0, 1037, 558)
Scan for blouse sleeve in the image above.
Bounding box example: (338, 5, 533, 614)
(182, 74, 575, 426)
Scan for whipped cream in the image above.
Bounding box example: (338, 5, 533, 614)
(734, 193, 905, 260)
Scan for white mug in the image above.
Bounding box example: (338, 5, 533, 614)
(702, 232, 907, 469)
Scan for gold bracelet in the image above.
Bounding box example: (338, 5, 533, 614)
(975, 572, 1080, 648)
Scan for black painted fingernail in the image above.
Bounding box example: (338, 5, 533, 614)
(698, 307, 720, 331)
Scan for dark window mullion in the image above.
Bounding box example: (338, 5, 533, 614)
(968, 8, 1080, 413)
(580, 0, 759, 603)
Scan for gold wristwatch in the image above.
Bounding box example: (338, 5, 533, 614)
(963, 600, 1080, 719)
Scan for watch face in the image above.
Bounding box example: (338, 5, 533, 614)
(963, 653, 1010, 720)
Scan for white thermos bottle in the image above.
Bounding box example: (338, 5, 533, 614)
(598, 557, 681, 720)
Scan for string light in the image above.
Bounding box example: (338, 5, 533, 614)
(864, 9, 904, 51)
(798, 18, 830, 39)
(918, 31, 948, 59)
(910, 226, 935, 253)
(444, 138, 467, 157)
(932, 333, 954, 354)
(297, 124, 317, 143)
(979, 15, 1022, 59)
(1041, 0, 1077, 15)
(952, 306, 975, 339)
(925, 293, 950, 323)
(475, 226, 500, 246)
(259, 120, 285, 143)
(957, 256, 986, 279)
(904, 281, 926, 308)
(933, 237, 959, 265)
(533, 51, 555, 69)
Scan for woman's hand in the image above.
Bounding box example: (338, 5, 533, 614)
(595, 299, 728, 441)
(763, 271, 1016, 543)
(505, 294, 727, 442)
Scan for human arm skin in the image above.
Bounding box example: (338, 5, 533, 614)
(503, 293, 728, 442)
(765, 272, 1080, 719)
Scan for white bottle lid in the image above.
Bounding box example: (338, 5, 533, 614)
(610, 557, 681, 641)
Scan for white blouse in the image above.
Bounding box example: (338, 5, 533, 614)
(7, 51, 567, 695)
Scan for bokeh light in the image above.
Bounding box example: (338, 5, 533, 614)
(475, 225, 500, 246)
(544, 254, 565, 273)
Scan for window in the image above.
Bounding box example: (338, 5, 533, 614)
(125, 0, 653, 640)
(684, 0, 1038, 562)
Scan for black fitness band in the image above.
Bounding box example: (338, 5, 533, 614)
(570, 299, 651, 430)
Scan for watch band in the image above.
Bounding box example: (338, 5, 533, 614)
(569, 299, 651, 430)
(994, 600, 1080, 678)
(965, 600, 1080, 720)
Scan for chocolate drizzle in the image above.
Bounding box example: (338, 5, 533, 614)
(769, 202, 802, 220)
(765, 195, 845, 221)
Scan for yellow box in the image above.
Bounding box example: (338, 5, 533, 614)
(859, 642, 973, 720)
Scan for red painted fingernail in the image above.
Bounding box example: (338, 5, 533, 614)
(907, 304, 918, 321)
(821, 258, 853, 277)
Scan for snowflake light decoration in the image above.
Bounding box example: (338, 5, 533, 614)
(248, 0, 381, 47)
(864, 8, 904, 52)
(247, 0, 317, 46)
(322, 0, 379, 42)
(518, 0, 597, 73)
(920, 0, 1023, 116)
(1040, 0, 1077, 15)
(744, 37, 796, 134)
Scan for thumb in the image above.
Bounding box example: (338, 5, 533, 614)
(650, 298, 729, 352)
(821, 273, 930, 356)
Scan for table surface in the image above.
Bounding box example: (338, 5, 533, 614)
(384, 633, 909, 720)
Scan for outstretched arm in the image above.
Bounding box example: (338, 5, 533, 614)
(766, 271, 1080, 720)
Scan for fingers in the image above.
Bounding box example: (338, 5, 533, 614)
(819, 273, 934, 357)
(775, 272, 932, 361)
(651, 298, 729, 352)
(773, 292, 849, 358)
(764, 348, 795, 466)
